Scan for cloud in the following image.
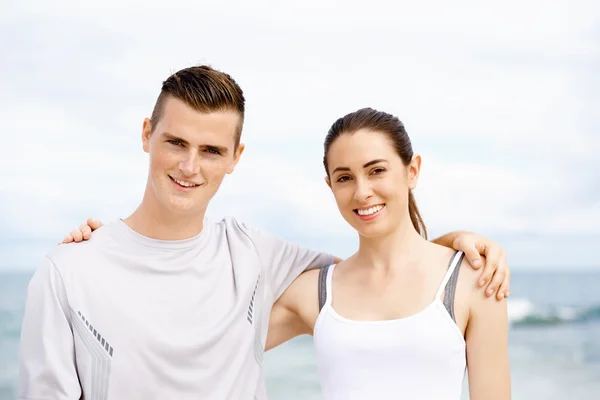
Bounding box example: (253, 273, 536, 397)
(0, 0, 598, 270)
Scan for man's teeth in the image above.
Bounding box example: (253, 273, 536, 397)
(173, 177, 197, 187)
(357, 205, 383, 216)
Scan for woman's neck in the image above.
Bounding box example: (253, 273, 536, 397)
(354, 218, 428, 273)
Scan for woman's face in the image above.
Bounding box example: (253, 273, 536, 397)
(326, 129, 420, 239)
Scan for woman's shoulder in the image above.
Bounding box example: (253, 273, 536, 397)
(456, 254, 508, 319)
(294, 267, 324, 286)
(279, 267, 325, 307)
(457, 253, 486, 290)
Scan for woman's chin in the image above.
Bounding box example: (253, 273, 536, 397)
(354, 224, 390, 240)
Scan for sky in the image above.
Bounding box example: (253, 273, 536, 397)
(0, 0, 598, 271)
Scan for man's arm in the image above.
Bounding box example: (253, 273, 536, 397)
(432, 231, 510, 300)
(19, 258, 81, 399)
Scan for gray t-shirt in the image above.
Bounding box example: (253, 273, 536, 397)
(18, 217, 333, 400)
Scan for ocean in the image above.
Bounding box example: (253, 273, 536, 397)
(1, 270, 600, 399)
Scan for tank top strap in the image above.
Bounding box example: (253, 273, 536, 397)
(318, 264, 335, 311)
(435, 251, 464, 300)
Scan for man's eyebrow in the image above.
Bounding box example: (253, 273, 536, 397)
(202, 144, 229, 155)
(163, 132, 189, 146)
(164, 133, 229, 154)
(331, 159, 388, 175)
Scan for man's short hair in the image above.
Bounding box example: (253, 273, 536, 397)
(150, 65, 246, 147)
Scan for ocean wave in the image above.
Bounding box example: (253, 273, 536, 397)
(507, 298, 600, 327)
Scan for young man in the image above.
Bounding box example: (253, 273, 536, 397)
(19, 65, 510, 399)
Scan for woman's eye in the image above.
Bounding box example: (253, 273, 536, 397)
(336, 176, 350, 183)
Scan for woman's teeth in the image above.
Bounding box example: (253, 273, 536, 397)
(172, 177, 197, 187)
(357, 205, 383, 216)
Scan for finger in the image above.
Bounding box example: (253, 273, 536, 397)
(87, 218, 104, 231)
(485, 268, 505, 298)
(80, 223, 92, 240)
(477, 257, 496, 290)
(479, 241, 503, 288)
(70, 228, 83, 243)
(462, 244, 484, 271)
(497, 270, 510, 300)
(63, 235, 74, 243)
(496, 252, 510, 299)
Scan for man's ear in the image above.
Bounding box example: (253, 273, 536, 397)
(142, 118, 152, 153)
(227, 143, 246, 174)
(407, 154, 422, 190)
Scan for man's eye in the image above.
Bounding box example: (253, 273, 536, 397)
(205, 148, 221, 155)
(167, 140, 183, 146)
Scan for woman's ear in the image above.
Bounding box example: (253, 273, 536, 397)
(407, 154, 422, 190)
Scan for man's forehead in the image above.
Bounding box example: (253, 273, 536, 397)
(161, 98, 239, 125)
(158, 117, 238, 145)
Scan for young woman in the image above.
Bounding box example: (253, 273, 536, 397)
(63, 107, 510, 399)
(264, 108, 510, 399)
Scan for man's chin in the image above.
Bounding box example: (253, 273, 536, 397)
(165, 198, 209, 216)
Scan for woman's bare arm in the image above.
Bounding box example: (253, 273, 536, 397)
(465, 282, 511, 399)
(265, 269, 320, 351)
(265, 299, 310, 351)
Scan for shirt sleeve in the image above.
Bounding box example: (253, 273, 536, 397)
(247, 225, 335, 301)
(18, 257, 82, 399)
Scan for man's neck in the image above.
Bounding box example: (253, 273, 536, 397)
(124, 199, 206, 241)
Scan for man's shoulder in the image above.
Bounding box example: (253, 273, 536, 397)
(209, 216, 273, 245)
(208, 217, 302, 266)
(44, 223, 117, 272)
(211, 216, 260, 232)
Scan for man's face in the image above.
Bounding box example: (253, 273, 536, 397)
(142, 96, 244, 217)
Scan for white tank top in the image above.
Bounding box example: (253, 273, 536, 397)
(313, 251, 467, 400)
